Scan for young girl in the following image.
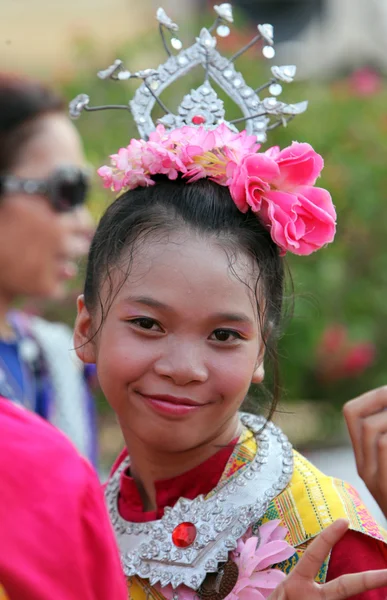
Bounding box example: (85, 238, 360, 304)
(72, 132, 387, 600)
(71, 6, 387, 597)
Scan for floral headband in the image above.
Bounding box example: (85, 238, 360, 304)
(98, 123, 336, 256)
(70, 4, 336, 257)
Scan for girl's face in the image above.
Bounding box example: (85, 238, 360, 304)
(0, 113, 93, 302)
(76, 231, 265, 453)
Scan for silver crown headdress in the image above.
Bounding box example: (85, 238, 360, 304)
(70, 3, 307, 143)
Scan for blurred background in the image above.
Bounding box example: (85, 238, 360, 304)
(2, 0, 387, 518)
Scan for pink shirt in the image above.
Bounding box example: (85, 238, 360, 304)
(0, 398, 127, 600)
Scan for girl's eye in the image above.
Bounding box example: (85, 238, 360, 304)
(129, 317, 162, 332)
(211, 329, 242, 343)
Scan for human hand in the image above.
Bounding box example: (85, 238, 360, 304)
(268, 519, 387, 599)
(343, 387, 387, 518)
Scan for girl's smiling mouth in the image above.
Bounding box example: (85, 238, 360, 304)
(137, 392, 212, 417)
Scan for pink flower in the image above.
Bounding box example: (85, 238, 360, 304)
(183, 124, 260, 184)
(97, 165, 114, 189)
(97, 126, 336, 256)
(229, 154, 280, 212)
(259, 186, 336, 256)
(349, 67, 382, 97)
(267, 142, 323, 187)
(316, 324, 376, 383)
(225, 520, 295, 600)
(230, 142, 336, 255)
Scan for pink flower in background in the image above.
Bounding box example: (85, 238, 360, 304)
(349, 67, 382, 97)
(342, 344, 376, 377)
(316, 324, 376, 382)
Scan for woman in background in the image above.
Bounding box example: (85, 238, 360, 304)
(0, 74, 97, 463)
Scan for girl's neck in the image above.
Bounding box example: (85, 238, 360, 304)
(121, 415, 242, 512)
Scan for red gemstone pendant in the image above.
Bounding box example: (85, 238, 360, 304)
(172, 521, 197, 548)
(192, 115, 206, 125)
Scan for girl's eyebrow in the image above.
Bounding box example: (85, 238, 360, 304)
(123, 296, 253, 325)
(211, 312, 254, 326)
(122, 295, 168, 310)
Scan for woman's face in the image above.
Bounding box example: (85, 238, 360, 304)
(0, 113, 93, 301)
(76, 231, 265, 454)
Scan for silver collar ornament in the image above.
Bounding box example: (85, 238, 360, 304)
(105, 414, 294, 592)
(70, 4, 307, 143)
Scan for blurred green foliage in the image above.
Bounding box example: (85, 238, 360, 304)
(51, 25, 387, 412)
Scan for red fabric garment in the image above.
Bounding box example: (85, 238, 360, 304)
(113, 442, 387, 598)
(0, 397, 127, 600)
(327, 529, 387, 599)
(115, 442, 236, 522)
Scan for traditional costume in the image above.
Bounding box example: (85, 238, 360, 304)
(70, 4, 387, 598)
(105, 416, 387, 599)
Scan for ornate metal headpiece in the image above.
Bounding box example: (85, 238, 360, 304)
(70, 3, 307, 143)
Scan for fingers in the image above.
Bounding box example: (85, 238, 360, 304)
(323, 568, 387, 600)
(343, 387, 387, 516)
(287, 520, 349, 581)
(343, 386, 387, 473)
(360, 411, 387, 481)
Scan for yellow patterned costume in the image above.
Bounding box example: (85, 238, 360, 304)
(121, 428, 387, 599)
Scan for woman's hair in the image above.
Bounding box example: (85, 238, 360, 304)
(84, 177, 286, 416)
(0, 74, 65, 173)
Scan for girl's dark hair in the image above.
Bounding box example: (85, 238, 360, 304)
(84, 177, 285, 417)
(0, 74, 65, 173)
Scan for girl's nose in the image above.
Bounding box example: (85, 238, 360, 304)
(153, 340, 208, 385)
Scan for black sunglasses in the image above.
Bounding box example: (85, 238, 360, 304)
(0, 165, 90, 213)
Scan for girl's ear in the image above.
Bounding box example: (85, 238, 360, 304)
(74, 295, 97, 364)
(251, 342, 266, 384)
(251, 356, 265, 384)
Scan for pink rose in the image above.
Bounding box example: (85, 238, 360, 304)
(229, 154, 280, 212)
(259, 187, 336, 256)
(230, 142, 336, 255)
(268, 142, 324, 188)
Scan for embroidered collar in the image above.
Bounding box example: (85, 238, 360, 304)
(105, 414, 294, 591)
